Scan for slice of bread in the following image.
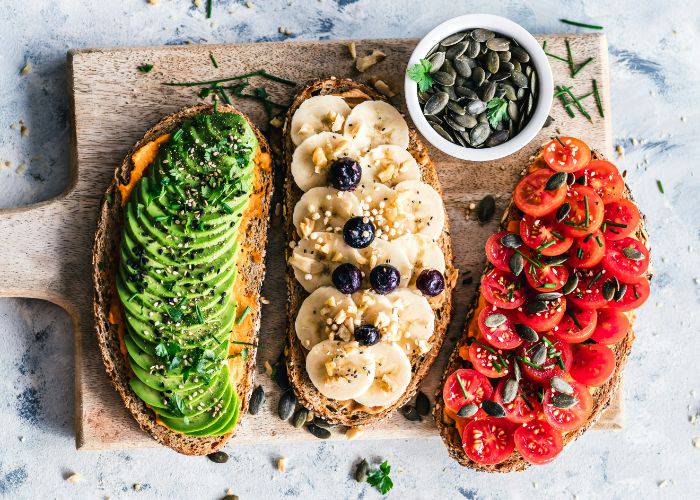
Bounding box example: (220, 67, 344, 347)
(434, 149, 650, 472)
(282, 78, 458, 426)
(92, 104, 273, 455)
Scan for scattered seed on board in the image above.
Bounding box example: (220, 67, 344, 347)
(482, 400, 506, 417)
(551, 376, 574, 395)
(207, 451, 229, 464)
(292, 407, 308, 428)
(476, 194, 496, 223)
(355, 459, 370, 483)
(400, 404, 422, 421)
(306, 423, 331, 439)
(457, 403, 479, 418)
(415, 391, 431, 416)
(249, 385, 264, 415)
(313, 416, 333, 428)
(277, 389, 296, 420)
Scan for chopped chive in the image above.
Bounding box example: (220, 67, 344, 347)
(592, 79, 604, 117)
(555, 86, 576, 118)
(541, 283, 557, 289)
(656, 179, 664, 194)
(560, 19, 604, 30)
(521, 394, 534, 410)
(563, 219, 584, 227)
(235, 305, 251, 325)
(561, 85, 592, 121)
(633, 286, 639, 299)
(546, 51, 569, 63)
(555, 136, 567, 148)
(606, 221, 628, 228)
(515, 248, 543, 269)
(583, 195, 590, 227)
(588, 269, 604, 289)
(209, 52, 219, 68)
(456, 373, 469, 399)
(206, 0, 212, 18)
(537, 239, 556, 251)
(163, 69, 297, 87)
(472, 338, 497, 354)
(518, 356, 543, 370)
(567, 309, 582, 329)
(595, 235, 603, 247)
(577, 247, 585, 259)
(195, 304, 205, 324)
(584, 233, 594, 243)
(551, 230, 564, 240)
(542, 40, 547, 50)
(573, 57, 593, 76)
(556, 356, 565, 370)
(565, 39, 576, 77)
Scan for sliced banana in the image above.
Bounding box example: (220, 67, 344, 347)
(293, 187, 362, 238)
(392, 180, 445, 241)
(395, 234, 446, 282)
(290, 95, 351, 146)
(361, 238, 413, 288)
(386, 289, 435, 356)
(306, 340, 376, 401)
(291, 132, 361, 192)
(344, 100, 410, 151)
(353, 343, 412, 408)
(359, 145, 421, 187)
(353, 290, 400, 341)
(289, 233, 362, 293)
(295, 287, 358, 349)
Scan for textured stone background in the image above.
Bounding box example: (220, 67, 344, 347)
(1, 0, 698, 499)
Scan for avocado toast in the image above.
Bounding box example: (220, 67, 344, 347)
(93, 104, 272, 454)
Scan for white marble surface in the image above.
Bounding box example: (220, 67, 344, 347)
(1, 0, 699, 498)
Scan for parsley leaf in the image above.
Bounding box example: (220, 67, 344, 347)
(137, 64, 154, 73)
(166, 393, 186, 416)
(407, 59, 434, 92)
(486, 97, 509, 128)
(366, 460, 393, 495)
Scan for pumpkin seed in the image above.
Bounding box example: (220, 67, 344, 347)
(207, 451, 229, 464)
(453, 57, 473, 78)
(454, 131, 469, 147)
(400, 404, 422, 421)
(511, 70, 528, 88)
(249, 385, 264, 414)
(470, 123, 491, 146)
(544, 115, 555, 127)
(476, 194, 496, 222)
(455, 85, 478, 100)
(552, 393, 579, 409)
(446, 41, 468, 59)
(502, 83, 518, 101)
(500, 232, 523, 248)
(509, 251, 524, 276)
(470, 28, 495, 42)
(278, 389, 296, 420)
(425, 114, 443, 125)
(529, 70, 537, 93)
(471, 66, 485, 86)
(500, 61, 515, 73)
(457, 403, 479, 418)
(622, 246, 644, 260)
(467, 98, 487, 115)
(291, 406, 308, 428)
(512, 60, 522, 73)
(452, 113, 477, 128)
(440, 84, 458, 100)
(446, 100, 467, 115)
(466, 39, 481, 58)
(486, 51, 500, 74)
(432, 123, 452, 141)
(486, 37, 510, 51)
(562, 273, 579, 295)
(480, 81, 497, 102)
(513, 360, 523, 381)
(526, 300, 549, 314)
(418, 90, 429, 103)
(482, 400, 506, 417)
(567, 173, 577, 187)
(545, 171, 568, 190)
(510, 45, 530, 63)
(485, 313, 507, 328)
(556, 202, 571, 222)
(543, 254, 568, 266)
(313, 416, 333, 428)
(550, 376, 574, 395)
(535, 292, 562, 302)
(424, 92, 449, 115)
(614, 283, 627, 301)
(498, 50, 512, 62)
(433, 71, 456, 86)
(415, 391, 431, 416)
(441, 31, 467, 46)
(427, 51, 446, 73)
(531, 344, 547, 365)
(306, 422, 331, 439)
(486, 130, 509, 147)
(602, 279, 616, 301)
(445, 116, 466, 132)
(514, 323, 539, 342)
(502, 379, 519, 404)
(355, 459, 370, 483)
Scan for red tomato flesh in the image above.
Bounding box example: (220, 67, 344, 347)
(520, 215, 573, 256)
(515, 296, 566, 333)
(575, 160, 624, 202)
(478, 306, 523, 350)
(566, 267, 610, 310)
(543, 137, 591, 173)
(567, 230, 606, 269)
(603, 199, 640, 241)
(552, 306, 597, 343)
(469, 339, 511, 378)
(570, 343, 615, 386)
(514, 169, 567, 217)
(559, 185, 604, 238)
(481, 269, 526, 310)
(514, 419, 564, 465)
(462, 417, 516, 466)
(606, 276, 650, 312)
(525, 261, 570, 292)
(591, 308, 630, 344)
(602, 237, 650, 284)
(485, 231, 516, 272)
(543, 380, 592, 431)
(442, 368, 493, 414)
(517, 336, 573, 383)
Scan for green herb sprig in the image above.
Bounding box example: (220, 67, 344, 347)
(407, 59, 434, 92)
(486, 97, 509, 128)
(137, 64, 154, 73)
(560, 19, 604, 30)
(367, 460, 394, 495)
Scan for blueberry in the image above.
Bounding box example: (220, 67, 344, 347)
(369, 264, 400, 294)
(416, 269, 445, 296)
(343, 217, 375, 249)
(354, 324, 380, 346)
(328, 157, 361, 191)
(331, 263, 362, 294)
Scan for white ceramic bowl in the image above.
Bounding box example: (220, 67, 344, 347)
(405, 14, 553, 161)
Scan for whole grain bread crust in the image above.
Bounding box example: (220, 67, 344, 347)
(92, 104, 272, 455)
(282, 78, 458, 426)
(433, 149, 651, 472)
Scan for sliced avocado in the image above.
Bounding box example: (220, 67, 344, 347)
(159, 381, 233, 433)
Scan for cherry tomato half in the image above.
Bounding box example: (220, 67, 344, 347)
(602, 237, 650, 284)
(603, 199, 640, 241)
(443, 368, 493, 414)
(520, 215, 573, 256)
(559, 185, 605, 238)
(566, 230, 606, 269)
(494, 378, 541, 424)
(566, 267, 609, 310)
(570, 343, 615, 386)
(478, 306, 523, 350)
(591, 308, 630, 344)
(543, 380, 592, 432)
(481, 269, 526, 310)
(515, 296, 566, 333)
(514, 419, 564, 465)
(485, 231, 516, 272)
(514, 169, 568, 217)
(543, 137, 591, 173)
(517, 336, 573, 383)
(575, 160, 624, 202)
(462, 417, 516, 466)
(552, 306, 597, 343)
(469, 339, 511, 378)
(525, 261, 570, 292)
(606, 276, 650, 312)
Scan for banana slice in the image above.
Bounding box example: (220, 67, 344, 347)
(359, 145, 421, 187)
(290, 95, 351, 146)
(392, 180, 446, 241)
(361, 238, 413, 288)
(386, 289, 435, 356)
(353, 343, 412, 408)
(295, 287, 358, 349)
(289, 233, 362, 293)
(293, 187, 362, 238)
(306, 340, 376, 400)
(395, 234, 446, 282)
(355, 182, 402, 241)
(353, 290, 400, 341)
(291, 132, 362, 192)
(344, 100, 410, 151)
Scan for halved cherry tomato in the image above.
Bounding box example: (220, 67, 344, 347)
(606, 276, 650, 312)
(567, 230, 606, 268)
(543, 137, 591, 173)
(603, 199, 640, 241)
(517, 336, 573, 383)
(469, 338, 511, 378)
(485, 231, 515, 272)
(494, 378, 541, 423)
(515, 296, 566, 333)
(525, 261, 570, 292)
(462, 417, 516, 466)
(566, 267, 609, 310)
(443, 368, 493, 414)
(514, 419, 563, 465)
(602, 237, 649, 284)
(543, 380, 592, 431)
(575, 160, 624, 202)
(558, 185, 604, 238)
(481, 269, 526, 310)
(570, 343, 615, 386)
(520, 215, 573, 256)
(514, 169, 567, 217)
(552, 306, 597, 343)
(591, 308, 630, 344)
(478, 307, 523, 350)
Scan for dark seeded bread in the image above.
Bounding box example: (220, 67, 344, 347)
(433, 149, 651, 472)
(92, 104, 273, 455)
(282, 78, 458, 426)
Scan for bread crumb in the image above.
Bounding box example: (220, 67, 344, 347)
(615, 144, 624, 158)
(260, 296, 270, 305)
(193, 0, 202, 7)
(347, 42, 357, 60)
(270, 116, 284, 128)
(66, 473, 82, 484)
(226, 488, 235, 495)
(133, 483, 142, 491)
(246, 0, 254, 8)
(147, 0, 159, 5)
(657, 479, 672, 488)
(345, 426, 364, 440)
(306, 411, 315, 422)
(20, 61, 32, 75)
(355, 49, 386, 72)
(372, 79, 395, 98)
(264, 360, 273, 376)
(20, 124, 29, 137)
(692, 437, 700, 448)
(16, 163, 27, 174)
(277, 457, 287, 472)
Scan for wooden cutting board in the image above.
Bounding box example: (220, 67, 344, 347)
(0, 34, 621, 450)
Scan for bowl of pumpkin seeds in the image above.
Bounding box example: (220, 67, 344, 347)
(405, 14, 553, 161)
